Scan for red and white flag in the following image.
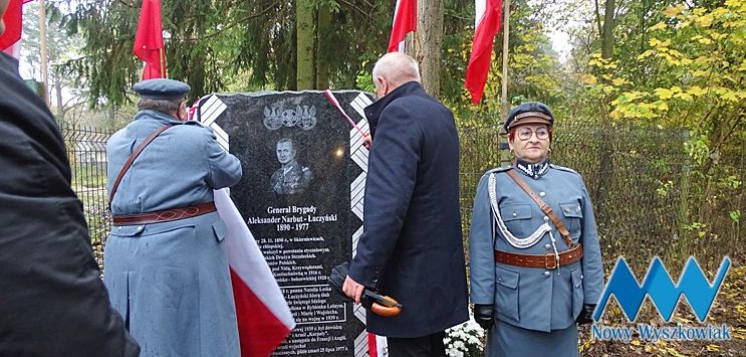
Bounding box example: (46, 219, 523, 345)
(0, 0, 32, 57)
(464, 0, 502, 105)
(214, 188, 295, 357)
(133, 0, 166, 79)
(387, 0, 416, 52)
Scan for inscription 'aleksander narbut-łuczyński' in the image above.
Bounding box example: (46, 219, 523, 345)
(249, 205, 338, 230)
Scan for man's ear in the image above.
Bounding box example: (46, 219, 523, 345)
(177, 102, 187, 121)
(376, 76, 388, 95)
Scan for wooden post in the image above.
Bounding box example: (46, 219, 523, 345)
(500, 0, 510, 119)
(498, 0, 511, 166)
(39, 0, 49, 107)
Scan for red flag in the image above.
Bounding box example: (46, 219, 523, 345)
(214, 188, 295, 357)
(387, 0, 417, 53)
(1, 0, 33, 58)
(133, 0, 166, 79)
(2, 41, 20, 57)
(0, 0, 24, 51)
(464, 0, 502, 105)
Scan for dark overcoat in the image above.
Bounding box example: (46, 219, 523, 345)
(0, 52, 140, 357)
(348, 81, 469, 338)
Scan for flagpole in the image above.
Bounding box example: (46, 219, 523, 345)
(500, 0, 510, 119)
(160, 47, 166, 78)
(39, 0, 49, 107)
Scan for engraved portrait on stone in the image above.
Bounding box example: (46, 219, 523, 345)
(270, 137, 314, 195)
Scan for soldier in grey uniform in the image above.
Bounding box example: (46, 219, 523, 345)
(104, 79, 242, 357)
(270, 137, 313, 194)
(469, 102, 603, 357)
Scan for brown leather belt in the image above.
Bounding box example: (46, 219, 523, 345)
(112, 202, 217, 226)
(494, 244, 583, 269)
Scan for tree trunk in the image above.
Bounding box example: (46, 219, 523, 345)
(412, 0, 444, 97)
(315, 5, 330, 89)
(55, 73, 64, 121)
(601, 0, 615, 59)
(595, 0, 616, 221)
(296, 0, 315, 90)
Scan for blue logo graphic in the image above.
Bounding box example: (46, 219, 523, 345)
(593, 256, 731, 322)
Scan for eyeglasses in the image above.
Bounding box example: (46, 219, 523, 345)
(517, 127, 550, 141)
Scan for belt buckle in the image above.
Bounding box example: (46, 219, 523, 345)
(544, 254, 557, 270)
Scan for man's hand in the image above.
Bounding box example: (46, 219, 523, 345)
(342, 275, 365, 304)
(363, 134, 372, 149)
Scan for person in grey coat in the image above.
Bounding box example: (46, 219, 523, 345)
(104, 79, 243, 357)
(469, 102, 603, 357)
(0, 1, 139, 354)
(342, 52, 469, 356)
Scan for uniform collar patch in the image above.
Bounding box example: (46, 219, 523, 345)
(513, 158, 550, 179)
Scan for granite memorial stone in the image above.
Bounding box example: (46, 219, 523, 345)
(196, 90, 377, 356)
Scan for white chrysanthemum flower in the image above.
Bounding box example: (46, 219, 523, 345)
(443, 314, 486, 357)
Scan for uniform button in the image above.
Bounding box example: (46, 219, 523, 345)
(534, 175, 539, 179)
(581, 275, 584, 280)
(563, 207, 571, 214)
(539, 191, 546, 197)
(498, 277, 503, 283)
(543, 216, 549, 222)
(544, 271, 551, 277)
(545, 244, 551, 250)
(512, 212, 517, 217)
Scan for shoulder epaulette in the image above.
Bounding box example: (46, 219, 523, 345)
(484, 166, 512, 175)
(550, 164, 579, 175)
(183, 121, 204, 127)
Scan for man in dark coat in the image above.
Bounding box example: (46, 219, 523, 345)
(343, 52, 468, 356)
(0, 1, 139, 354)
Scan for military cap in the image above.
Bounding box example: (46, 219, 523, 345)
(503, 102, 555, 132)
(133, 78, 191, 100)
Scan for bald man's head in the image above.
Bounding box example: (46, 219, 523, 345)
(371, 52, 421, 99)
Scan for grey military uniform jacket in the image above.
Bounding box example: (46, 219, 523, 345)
(104, 111, 243, 357)
(469, 164, 604, 332)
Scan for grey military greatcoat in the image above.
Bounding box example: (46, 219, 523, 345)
(469, 163, 604, 357)
(105, 110, 243, 357)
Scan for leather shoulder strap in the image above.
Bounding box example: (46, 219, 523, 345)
(505, 169, 575, 248)
(108, 125, 174, 209)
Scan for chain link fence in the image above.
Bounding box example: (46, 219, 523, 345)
(62, 121, 745, 272)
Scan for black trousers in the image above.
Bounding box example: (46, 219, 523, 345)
(387, 331, 447, 357)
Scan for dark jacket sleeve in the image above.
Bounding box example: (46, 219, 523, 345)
(469, 173, 496, 305)
(0, 53, 139, 357)
(348, 103, 421, 287)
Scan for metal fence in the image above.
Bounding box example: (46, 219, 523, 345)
(62, 121, 745, 271)
(62, 124, 111, 258)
